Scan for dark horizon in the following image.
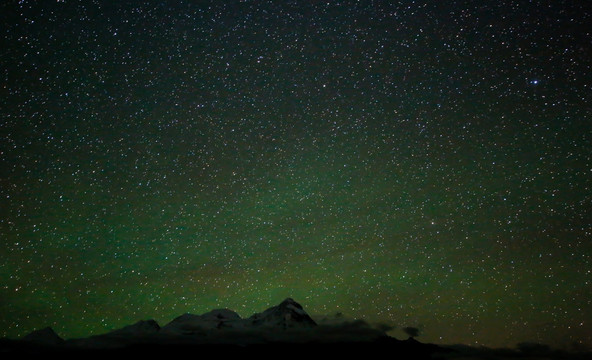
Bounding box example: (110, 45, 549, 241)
(5, 296, 590, 354)
(8, 297, 591, 358)
(1, 0, 590, 351)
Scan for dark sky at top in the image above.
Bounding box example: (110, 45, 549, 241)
(1, 0, 591, 349)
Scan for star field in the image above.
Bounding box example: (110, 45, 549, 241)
(1, 0, 591, 349)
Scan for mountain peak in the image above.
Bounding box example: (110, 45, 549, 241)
(280, 297, 298, 305)
(161, 309, 244, 334)
(200, 308, 242, 321)
(249, 298, 317, 329)
(22, 327, 64, 346)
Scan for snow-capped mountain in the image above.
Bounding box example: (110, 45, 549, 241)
(12, 298, 405, 352)
(4, 298, 454, 357)
(248, 298, 317, 329)
(160, 308, 245, 334)
(160, 298, 316, 335)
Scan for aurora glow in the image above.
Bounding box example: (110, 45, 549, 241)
(1, 0, 591, 350)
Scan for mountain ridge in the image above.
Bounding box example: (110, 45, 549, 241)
(2, 299, 590, 359)
(17, 298, 336, 342)
(3, 298, 449, 358)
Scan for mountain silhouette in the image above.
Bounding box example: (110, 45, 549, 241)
(1, 298, 454, 358)
(22, 326, 65, 347)
(248, 298, 317, 329)
(4, 298, 586, 359)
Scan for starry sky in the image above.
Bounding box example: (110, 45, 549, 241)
(1, 0, 591, 350)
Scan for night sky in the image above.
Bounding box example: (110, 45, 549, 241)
(1, 0, 591, 349)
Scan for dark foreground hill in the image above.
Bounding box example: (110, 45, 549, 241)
(0, 336, 446, 359)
